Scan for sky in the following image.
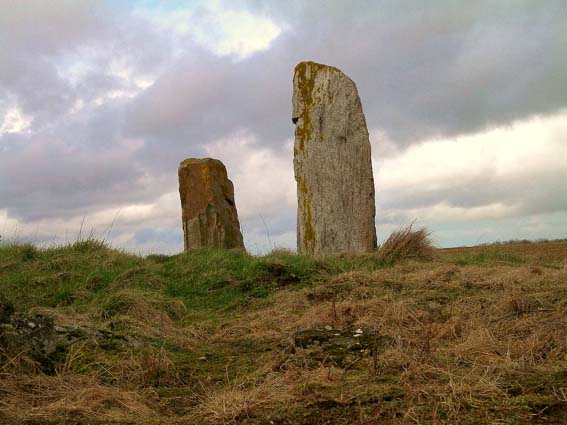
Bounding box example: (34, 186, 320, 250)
(1, 0, 566, 254)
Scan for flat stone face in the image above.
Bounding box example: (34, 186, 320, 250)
(292, 61, 377, 255)
(178, 158, 244, 251)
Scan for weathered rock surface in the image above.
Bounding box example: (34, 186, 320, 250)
(0, 313, 58, 363)
(178, 158, 244, 251)
(286, 326, 395, 367)
(0, 294, 15, 324)
(292, 61, 377, 255)
(0, 308, 144, 371)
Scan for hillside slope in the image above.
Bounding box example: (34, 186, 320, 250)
(1, 241, 566, 424)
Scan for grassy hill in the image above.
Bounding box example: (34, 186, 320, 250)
(1, 239, 566, 424)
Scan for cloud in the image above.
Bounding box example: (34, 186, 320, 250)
(247, 0, 567, 144)
(124, 0, 567, 157)
(134, 0, 283, 60)
(0, 108, 32, 136)
(203, 130, 297, 252)
(0, 0, 169, 128)
(1, 0, 566, 254)
(203, 130, 295, 219)
(375, 112, 567, 217)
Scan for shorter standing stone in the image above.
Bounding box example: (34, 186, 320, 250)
(178, 158, 244, 251)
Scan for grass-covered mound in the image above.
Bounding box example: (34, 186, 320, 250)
(1, 239, 567, 424)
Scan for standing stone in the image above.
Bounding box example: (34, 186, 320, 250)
(178, 158, 244, 251)
(292, 61, 377, 255)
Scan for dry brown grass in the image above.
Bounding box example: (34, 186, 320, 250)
(191, 373, 294, 424)
(101, 288, 187, 323)
(2, 241, 567, 423)
(208, 255, 567, 422)
(378, 223, 435, 263)
(98, 345, 180, 388)
(439, 240, 567, 263)
(0, 373, 159, 423)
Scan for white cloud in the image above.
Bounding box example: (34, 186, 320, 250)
(54, 49, 156, 112)
(0, 209, 23, 240)
(135, 78, 154, 89)
(94, 89, 140, 106)
(373, 111, 567, 240)
(380, 202, 518, 225)
(194, 6, 282, 59)
(375, 111, 567, 193)
(204, 130, 296, 220)
(0, 108, 32, 135)
(0, 190, 181, 251)
(203, 130, 297, 253)
(135, 1, 283, 60)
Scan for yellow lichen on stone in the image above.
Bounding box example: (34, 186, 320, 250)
(327, 80, 334, 105)
(293, 61, 340, 250)
(298, 175, 315, 249)
(303, 199, 315, 249)
(294, 62, 316, 151)
(200, 164, 214, 203)
(294, 61, 340, 152)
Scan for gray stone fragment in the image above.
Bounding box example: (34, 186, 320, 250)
(1, 314, 58, 361)
(288, 326, 395, 367)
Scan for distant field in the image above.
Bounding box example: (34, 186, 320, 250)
(438, 241, 567, 263)
(1, 240, 566, 424)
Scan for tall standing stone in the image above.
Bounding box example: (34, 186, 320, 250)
(292, 61, 377, 255)
(178, 158, 244, 251)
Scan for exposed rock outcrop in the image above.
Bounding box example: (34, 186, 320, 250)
(0, 307, 144, 372)
(178, 158, 244, 251)
(292, 61, 377, 255)
(1, 313, 58, 365)
(285, 326, 395, 367)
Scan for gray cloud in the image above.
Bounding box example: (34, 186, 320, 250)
(0, 1, 175, 221)
(134, 227, 182, 245)
(380, 169, 567, 216)
(260, 0, 567, 144)
(1, 1, 105, 121)
(125, 0, 567, 151)
(1, 0, 566, 252)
